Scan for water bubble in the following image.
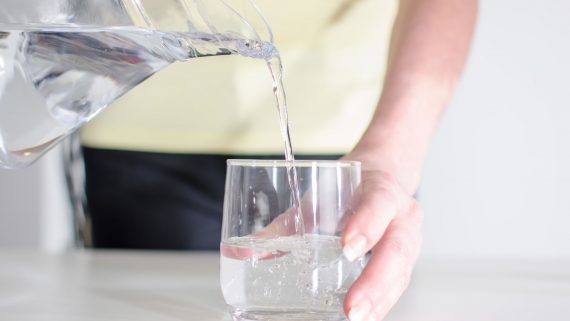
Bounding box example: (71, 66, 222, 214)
(222, 234, 362, 310)
(251, 258, 259, 268)
(335, 287, 348, 295)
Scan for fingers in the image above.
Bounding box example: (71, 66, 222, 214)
(342, 172, 408, 262)
(220, 242, 287, 260)
(344, 201, 423, 321)
(221, 189, 316, 261)
(221, 205, 298, 260)
(256, 207, 299, 238)
(221, 193, 315, 260)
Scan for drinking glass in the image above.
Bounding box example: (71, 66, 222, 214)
(220, 159, 365, 321)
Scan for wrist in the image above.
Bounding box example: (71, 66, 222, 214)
(344, 139, 423, 195)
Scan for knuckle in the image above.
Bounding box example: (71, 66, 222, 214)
(406, 200, 424, 224)
(400, 273, 412, 290)
(379, 171, 400, 189)
(378, 186, 401, 208)
(364, 171, 401, 194)
(385, 237, 410, 262)
(414, 234, 423, 256)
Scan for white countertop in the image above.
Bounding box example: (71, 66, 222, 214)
(0, 250, 569, 321)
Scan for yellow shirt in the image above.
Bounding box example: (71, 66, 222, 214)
(81, 0, 398, 154)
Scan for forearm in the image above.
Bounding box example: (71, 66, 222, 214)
(351, 0, 478, 194)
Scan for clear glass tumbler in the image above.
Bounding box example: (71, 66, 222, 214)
(220, 159, 365, 321)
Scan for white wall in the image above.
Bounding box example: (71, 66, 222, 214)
(420, 0, 570, 259)
(1, 0, 569, 259)
(0, 146, 72, 251)
(0, 159, 41, 248)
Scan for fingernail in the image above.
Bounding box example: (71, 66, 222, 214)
(365, 314, 377, 321)
(348, 299, 371, 321)
(343, 234, 367, 262)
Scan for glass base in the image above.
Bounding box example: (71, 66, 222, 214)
(229, 308, 347, 321)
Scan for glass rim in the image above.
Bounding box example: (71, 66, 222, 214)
(227, 159, 361, 168)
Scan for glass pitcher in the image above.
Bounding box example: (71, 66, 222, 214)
(0, 0, 275, 169)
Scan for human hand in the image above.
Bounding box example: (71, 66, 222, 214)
(218, 156, 423, 321)
(341, 165, 423, 321)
